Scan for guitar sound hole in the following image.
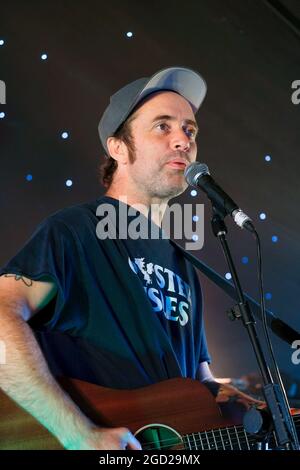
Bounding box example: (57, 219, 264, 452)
(135, 424, 183, 450)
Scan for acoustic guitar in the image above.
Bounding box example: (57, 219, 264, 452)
(0, 377, 299, 450)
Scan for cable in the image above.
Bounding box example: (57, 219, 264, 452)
(263, 0, 300, 40)
(252, 228, 299, 449)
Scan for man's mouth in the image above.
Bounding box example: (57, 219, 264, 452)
(165, 159, 188, 169)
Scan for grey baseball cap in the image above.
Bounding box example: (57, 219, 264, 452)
(98, 66, 207, 156)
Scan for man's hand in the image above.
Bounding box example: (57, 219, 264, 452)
(216, 383, 265, 408)
(66, 426, 142, 450)
(215, 383, 266, 424)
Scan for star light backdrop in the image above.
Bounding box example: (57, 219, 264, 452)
(0, 0, 300, 397)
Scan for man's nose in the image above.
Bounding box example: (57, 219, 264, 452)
(170, 129, 191, 152)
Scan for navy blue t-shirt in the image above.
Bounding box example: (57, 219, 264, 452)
(0, 196, 210, 388)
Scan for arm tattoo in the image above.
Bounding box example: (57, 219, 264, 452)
(4, 274, 33, 287)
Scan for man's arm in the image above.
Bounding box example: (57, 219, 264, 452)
(0, 274, 141, 450)
(197, 361, 222, 396)
(198, 361, 265, 422)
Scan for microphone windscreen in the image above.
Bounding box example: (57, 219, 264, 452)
(184, 162, 210, 186)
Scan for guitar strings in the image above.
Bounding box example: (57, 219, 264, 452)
(141, 416, 300, 450)
(140, 426, 254, 450)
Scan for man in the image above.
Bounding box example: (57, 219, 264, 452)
(0, 67, 263, 450)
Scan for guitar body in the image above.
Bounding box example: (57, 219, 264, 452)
(1, 377, 299, 450)
(0, 378, 230, 450)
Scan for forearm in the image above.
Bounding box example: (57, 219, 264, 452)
(0, 297, 93, 449)
(197, 362, 265, 420)
(197, 361, 221, 397)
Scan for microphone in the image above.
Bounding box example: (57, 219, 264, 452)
(184, 162, 254, 232)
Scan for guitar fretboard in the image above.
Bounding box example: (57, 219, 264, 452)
(182, 415, 300, 450)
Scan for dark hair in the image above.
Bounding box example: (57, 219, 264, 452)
(98, 113, 136, 189)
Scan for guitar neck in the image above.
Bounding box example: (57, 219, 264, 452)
(182, 415, 300, 451)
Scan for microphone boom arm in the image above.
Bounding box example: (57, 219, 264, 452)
(170, 239, 300, 345)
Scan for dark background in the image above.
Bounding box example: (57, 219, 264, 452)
(0, 0, 299, 391)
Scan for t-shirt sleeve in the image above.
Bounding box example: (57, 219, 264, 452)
(191, 266, 211, 365)
(0, 216, 77, 324)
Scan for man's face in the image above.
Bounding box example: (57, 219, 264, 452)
(123, 91, 198, 200)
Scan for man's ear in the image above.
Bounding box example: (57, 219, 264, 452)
(107, 137, 128, 165)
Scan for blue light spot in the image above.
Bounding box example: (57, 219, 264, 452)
(225, 272, 232, 280)
(0, 112, 5, 119)
(66, 179, 73, 187)
(41, 53, 48, 60)
(190, 189, 197, 197)
(259, 212, 266, 220)
(61, 132, 69, 139)
(192, 234, 198, 241)
(242, 256, 249, 264)
(265, 155, 271, 162)
(0, 39, 4, 46)
(265, 292, 272, 300)
(193, 215, 199, 222)
(288, 383, 298, 398)
(126, 31, 133, 38)
(272, 235, 278, 243)
(26, 174, 33, 181)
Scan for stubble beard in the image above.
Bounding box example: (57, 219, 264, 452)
(142, 169, 187, 200)
(128, 148, 188, 200)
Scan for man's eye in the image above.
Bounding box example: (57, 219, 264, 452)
(185, 127, 196, 138)
(157, 123, 169, 131)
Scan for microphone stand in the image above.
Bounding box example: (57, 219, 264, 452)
(169, 244, 300, 346)
(211, 206, 298, 450)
